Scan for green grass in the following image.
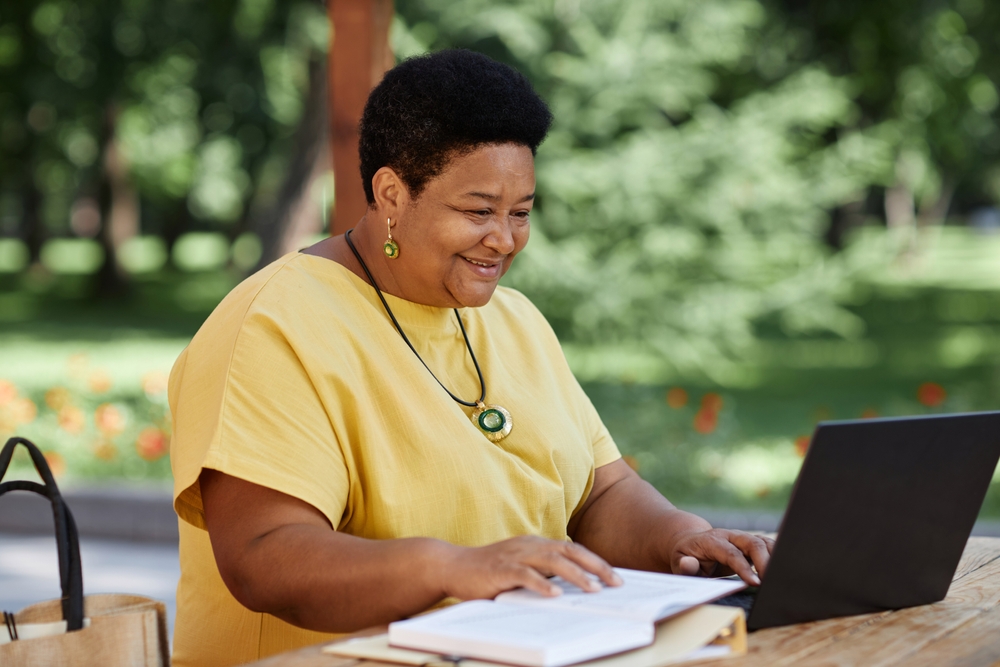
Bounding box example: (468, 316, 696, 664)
(593, 277, 1000, 517)
(0, 269, 239, 484)
(2, 246, 1000, 517)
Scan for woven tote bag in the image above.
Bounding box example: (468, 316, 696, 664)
(0, 437, 170, 666)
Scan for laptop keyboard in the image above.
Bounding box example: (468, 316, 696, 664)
(714, 589, 757, 612)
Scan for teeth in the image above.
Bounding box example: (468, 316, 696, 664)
(466, 258, 492, 267)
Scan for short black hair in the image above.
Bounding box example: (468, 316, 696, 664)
(358, 49, 553, 204)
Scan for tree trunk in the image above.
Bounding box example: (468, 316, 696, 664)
(825, 196, 866, 250)
(917, 177, 955, 228)
(21, 182, 43, 264)
(254, 0, 396, 266)
(328, 0, 394, 236)
(255, 57, 330, 269)
(94, 105, 137, 299)
(884, 183, 915, 231)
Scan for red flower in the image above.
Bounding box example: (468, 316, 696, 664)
(917, 382, 946, 408)
(136, 427, 169, 461)
(693, 408, 718, 434)
(665, 387, 688, 409)
(58, 406, 85, 434)
(794, 435, 811, 457)
(95, 404, 126, 436)
(700, 393, 723, 413)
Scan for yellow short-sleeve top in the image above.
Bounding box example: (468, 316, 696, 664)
(168, 252, 621, 666)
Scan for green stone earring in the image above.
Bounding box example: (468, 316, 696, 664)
(383, 217, 399, 259)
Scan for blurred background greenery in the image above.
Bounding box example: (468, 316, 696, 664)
(2, 0, 1000, 515)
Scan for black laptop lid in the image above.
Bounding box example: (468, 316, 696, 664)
(748, 411, 1000, 631)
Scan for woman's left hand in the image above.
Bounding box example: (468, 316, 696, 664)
(666, 529, 775, 586)
(571, 460, 775, 588)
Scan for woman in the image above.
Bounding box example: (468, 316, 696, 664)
(168, 49, 773, 667)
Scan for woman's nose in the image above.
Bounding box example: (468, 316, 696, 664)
(484, 217, 517, 255)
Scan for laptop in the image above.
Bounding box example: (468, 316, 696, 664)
(714, 411, 1000, 631)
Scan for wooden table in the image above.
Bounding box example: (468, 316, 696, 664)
(246, 537, 1000, 667)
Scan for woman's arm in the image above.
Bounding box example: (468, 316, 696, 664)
(200, 469, 621, 633)
(567, 459, 773, 585)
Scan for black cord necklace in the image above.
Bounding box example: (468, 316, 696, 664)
(344, 228, 512, 442)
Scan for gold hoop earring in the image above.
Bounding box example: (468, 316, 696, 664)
(383, 217, 399, 259)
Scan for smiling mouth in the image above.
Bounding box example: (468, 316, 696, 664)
(461, 256, 505, 277)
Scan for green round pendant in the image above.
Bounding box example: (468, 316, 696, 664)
(471, 403, 512, 442)
(383, 240, 399, 259)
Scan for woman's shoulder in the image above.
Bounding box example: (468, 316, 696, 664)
(235, 252, 359, 307)
(184, 252, 364, 354)
(480, 286, 561, 345)
(208, 252, 360, 319)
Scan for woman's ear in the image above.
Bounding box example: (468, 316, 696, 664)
(370, 166, 409, 217)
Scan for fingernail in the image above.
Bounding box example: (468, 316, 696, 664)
(612, 573, 623, 585)
(549, 586, 562, 596)
(751, 575, 761, 586)
(587, 581, 602, 592)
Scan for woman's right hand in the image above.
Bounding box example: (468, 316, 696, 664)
(202, 469, 622, 631)
(436, 535, 623, 601)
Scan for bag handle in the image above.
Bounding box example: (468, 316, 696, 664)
(0, 437, 85, 632)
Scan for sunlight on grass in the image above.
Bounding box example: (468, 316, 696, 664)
(0, 338, 189, 394)
(698, 440, 803, 500)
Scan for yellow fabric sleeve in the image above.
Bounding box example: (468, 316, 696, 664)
(169, 257, 350, 531)
(204, 306, 351, 529)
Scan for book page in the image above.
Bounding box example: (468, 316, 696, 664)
(393, 601, 648, 647)
(495, 568, 745, 623)
(389, 601, 653, 667)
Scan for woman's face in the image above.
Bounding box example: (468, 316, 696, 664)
(389, 142, 535, 308)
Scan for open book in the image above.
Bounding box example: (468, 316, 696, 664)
(387, 568, 745, 667)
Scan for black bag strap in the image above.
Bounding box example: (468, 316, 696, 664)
(0, 437, 85, 632)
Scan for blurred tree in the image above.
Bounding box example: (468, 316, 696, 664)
(254, 55, 329, 267)
(0, 0, 329, 295)
(5, 0, 998, 388)
(394, 0, 894, 384)
(772, 0, 1000, 245)
(327, 0, 394, 238)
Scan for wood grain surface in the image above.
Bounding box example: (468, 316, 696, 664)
(243, 537, 1000, 667)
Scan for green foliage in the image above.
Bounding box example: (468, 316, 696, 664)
(4, 0, 999, 386)
(0, 0, 327, 241)
(395, 0, 895, 384)
(777, 0, 1000, 206)
(3, 0, 1000, 506)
